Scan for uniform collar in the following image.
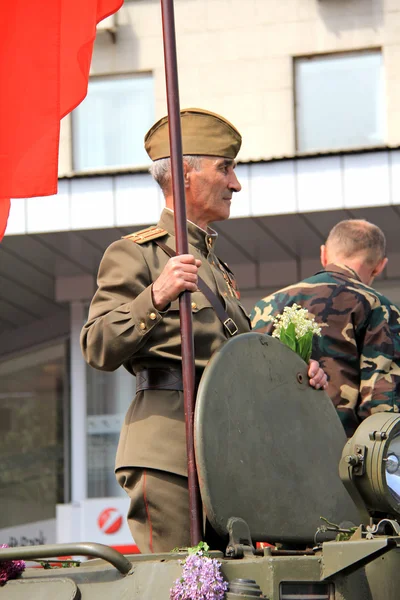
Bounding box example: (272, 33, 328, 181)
(158, 208, 218, 254)
(318, 263, 362, 282)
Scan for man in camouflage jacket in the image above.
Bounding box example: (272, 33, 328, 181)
(251, 219, 400, 437)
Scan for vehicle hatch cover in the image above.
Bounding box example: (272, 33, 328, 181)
(194, 333, 360, 545)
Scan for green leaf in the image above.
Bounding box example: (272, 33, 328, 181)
(188, 541, 210, 556)
(61, 561, 81, 568)
(280, 322, 297, 352)
(297, 331, 313, 362)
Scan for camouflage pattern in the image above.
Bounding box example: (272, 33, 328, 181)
(250, 263, 400, 437)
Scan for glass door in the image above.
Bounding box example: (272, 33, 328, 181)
(0, 343, 68, 528)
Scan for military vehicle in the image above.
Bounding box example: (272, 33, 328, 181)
(1, 332, 400, 599)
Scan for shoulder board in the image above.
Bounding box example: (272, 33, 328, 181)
(122, 226, 167, 244)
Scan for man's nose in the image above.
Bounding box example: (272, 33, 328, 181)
(229, 171, 242, 193)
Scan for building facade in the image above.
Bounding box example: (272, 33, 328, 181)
(1, 0, 400, 547)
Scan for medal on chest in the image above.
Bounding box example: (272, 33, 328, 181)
(219, 263, 240, 300)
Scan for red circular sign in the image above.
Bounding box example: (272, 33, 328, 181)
(97, 507, 123, 535)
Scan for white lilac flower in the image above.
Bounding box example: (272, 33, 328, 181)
(272, 303, 321, 340)
(271, 304, 322, 363)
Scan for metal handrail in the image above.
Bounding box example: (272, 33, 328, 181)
(0, 543, 132, 575)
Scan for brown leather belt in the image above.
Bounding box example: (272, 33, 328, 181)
(136, 368, 202, 393)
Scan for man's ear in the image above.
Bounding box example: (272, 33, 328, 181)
(320, 245, 328, 268)
(183, 160, 190, 188)
(372, 257, 388, 278)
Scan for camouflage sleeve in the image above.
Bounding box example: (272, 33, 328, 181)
(250, 295, 279, 334)
(357, 303, 400, 420)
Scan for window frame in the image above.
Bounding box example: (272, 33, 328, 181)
(71, 71, 154, 174)
(293, 48, 385, 155)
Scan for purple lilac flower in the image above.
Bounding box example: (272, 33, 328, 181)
(170, 551, 228, 600)
(0, 544, 26, 585)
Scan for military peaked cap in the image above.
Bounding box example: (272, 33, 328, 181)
(144, 108, 242, 161)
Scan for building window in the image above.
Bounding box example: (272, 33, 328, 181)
(72, 74, 154, 171)
(295, 51, 384, 153)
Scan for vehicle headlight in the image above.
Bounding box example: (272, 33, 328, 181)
(339, 413, 400, 522)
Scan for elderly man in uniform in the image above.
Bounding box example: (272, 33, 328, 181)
(252, 219, 400, 438)
(81, 108, 327, 553)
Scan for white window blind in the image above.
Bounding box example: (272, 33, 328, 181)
(73, 74, 154, 171)
(295, 51, 384, 153)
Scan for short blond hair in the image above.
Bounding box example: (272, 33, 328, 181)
(326, 219, 386, 266)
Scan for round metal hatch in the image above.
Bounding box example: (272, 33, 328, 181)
(194, 332, 360, 544)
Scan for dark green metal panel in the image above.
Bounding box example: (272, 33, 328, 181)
(1, 541, 400, 599)
(194, 333, 361, 544)
(2, 578, 78, 600)
(322, 538, 397, 579)
(364, 546, 400, 600)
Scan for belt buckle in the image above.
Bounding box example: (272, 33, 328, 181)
(224, 317, 238, 336)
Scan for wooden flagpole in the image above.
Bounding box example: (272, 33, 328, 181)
(160, 0, 202, 545)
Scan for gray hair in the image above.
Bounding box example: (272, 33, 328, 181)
(149, 155, 204, 194)
(326, 219, 386, 265)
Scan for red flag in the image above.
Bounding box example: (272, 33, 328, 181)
(0, 0, 123, 240)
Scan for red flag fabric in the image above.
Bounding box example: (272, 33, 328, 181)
(0, 201, 10, 240)
(0, 0, 123, 240)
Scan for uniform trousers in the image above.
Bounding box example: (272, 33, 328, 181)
(116, 467, 226, 554)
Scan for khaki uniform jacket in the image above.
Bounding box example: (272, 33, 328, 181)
(81, 209, 251, 476)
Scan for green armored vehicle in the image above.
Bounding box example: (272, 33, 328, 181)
(1, 333, 400, 600)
